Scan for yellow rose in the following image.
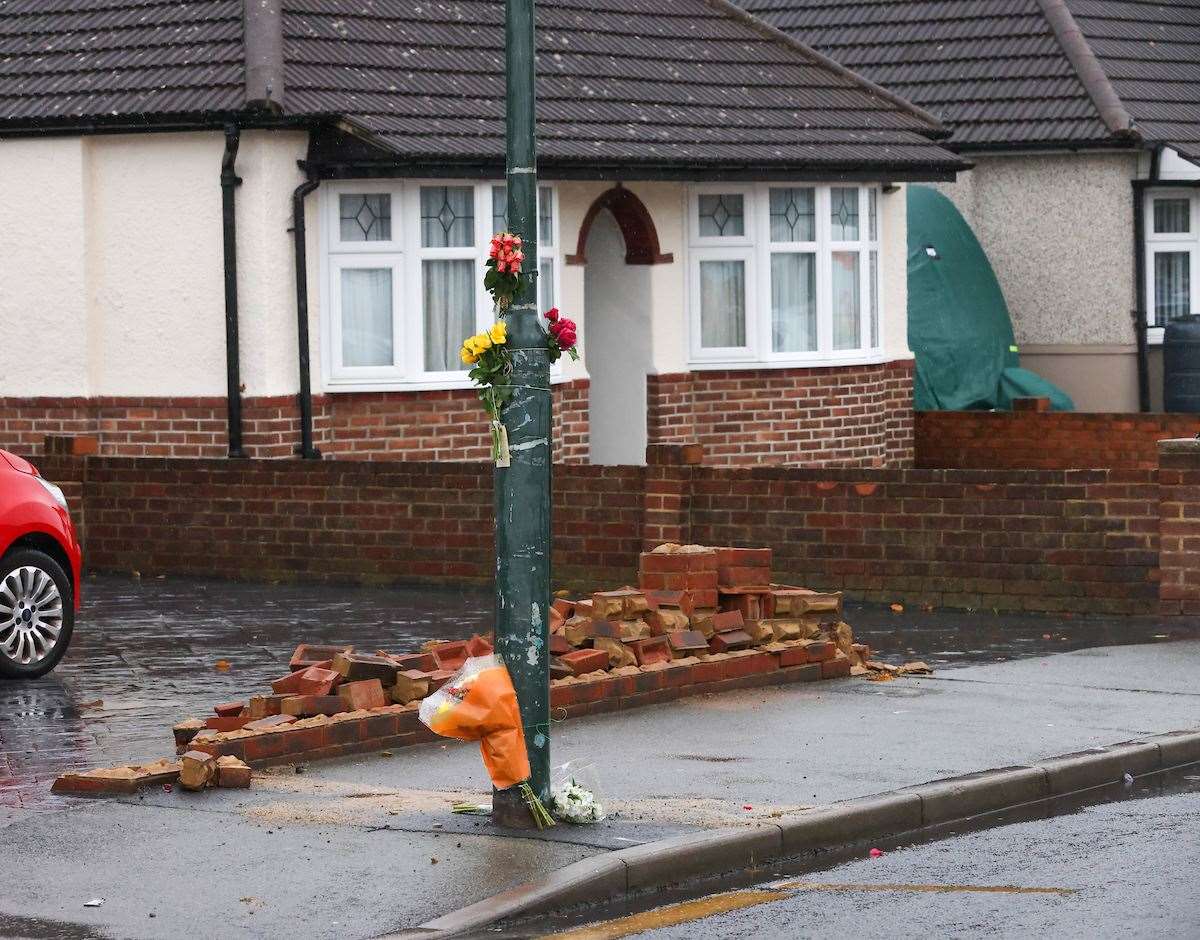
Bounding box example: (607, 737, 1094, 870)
(460, 346, 477, 365)
(475, 332, 493, 351)
(489, 322, 507, 345)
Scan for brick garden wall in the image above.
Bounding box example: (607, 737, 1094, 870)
(36, 440, 1200, 616)
(916, 410, 1200, 470)
(0, 383, 591, 464)
(646, 360, 914, 468)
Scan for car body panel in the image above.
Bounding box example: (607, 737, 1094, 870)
(0, 450, 83, 609)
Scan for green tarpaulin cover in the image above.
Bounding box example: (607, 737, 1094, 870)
(907, 185, 1073, 412)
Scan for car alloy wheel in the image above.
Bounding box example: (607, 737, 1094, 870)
(0, 565, 65, 666)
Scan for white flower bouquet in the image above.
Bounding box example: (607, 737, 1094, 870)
(550, 760, 605, 824)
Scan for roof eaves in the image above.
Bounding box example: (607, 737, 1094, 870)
(705, 0, 954, 141)
(1035, 0, 1139, 142)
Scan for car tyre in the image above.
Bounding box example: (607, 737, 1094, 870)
(0, 549, 75, 679)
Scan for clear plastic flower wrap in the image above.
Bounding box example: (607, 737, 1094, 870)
(550, 760, 605, 824)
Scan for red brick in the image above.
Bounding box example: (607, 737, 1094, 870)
(560, 649, 609, 677)
(432, 640, 471, 671)
(282, 694, 347, 717)
(640, 551, 689, 573)
(213, 701, 245, 718)
(338, 679, 389, 710)
(821, 655, 853, 679)
(270, 666, 339, 696)
(204, 715, 253, 732)
(465, 634, 493, 657)
(708, 630, 753, 653)
(392, 652, 437, 672)
(628, 636, 672, 666)
(289, 644, 352, 671)
(244, 714, 297, 732)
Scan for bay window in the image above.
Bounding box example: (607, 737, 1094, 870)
(324, 180, 559, 387)
(688, 184, 882, 364)
(1145, 190, 1197, 329)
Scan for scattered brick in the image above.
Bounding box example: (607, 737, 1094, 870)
(179, 750, 217, 791)
(465, 634, 493, 657)
(215, 755, 252, 789)
(213, 701, 245, 718)
(718, 566, 771, 589)
(549, 657, 573, 680)
(560, 649, 609, 677)
(247, 694, 290, 719)
(390, 670, 432, 704)
(708, 630, 753, 653)
(338, 679, 389, 711)
(647, 608, 690, 635)
(594, 636, 637, 668)
(744, 619, 774, 643)
(549, 634, 572, 656)
(629, 636, 672, 666)
(551, 598, 576, 619)
(822, 655, 853, 679)
(204, 715, 253, 732)
(173, 718, 204, 749)
(270, 666, 339, 696)
(391, 652, 437, 673)
(333, 652, 399, 684)
(667, 630, 709, 657)
(52, 759, 181, 796)
(289, 644, 353, 671)
(426, 669, 456, 692)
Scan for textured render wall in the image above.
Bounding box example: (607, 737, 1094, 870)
(936, 152, 1138, 346)
(0, 138, 90, 396)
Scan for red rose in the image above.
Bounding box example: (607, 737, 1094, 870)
(548, 319, 563, 335)
(557, 328, 576, 347)
(545, 307, 560, 322)
(558, 317, 576, 333)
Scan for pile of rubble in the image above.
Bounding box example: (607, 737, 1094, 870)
(53, 543, 921, 797)
(548, 544, 865, 674)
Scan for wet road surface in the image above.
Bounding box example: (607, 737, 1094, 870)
(0, 575, 489, 812)
(1, 575, 1196, 814)
(542, 774, 1200, 939)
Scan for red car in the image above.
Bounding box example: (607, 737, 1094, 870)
(0, 449, 81, 677)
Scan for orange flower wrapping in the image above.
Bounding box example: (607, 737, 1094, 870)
(426, 661, 531, 791)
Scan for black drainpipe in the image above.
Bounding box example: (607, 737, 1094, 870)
(1132, 145, 1164, 413)
(292, 170, 322, 459)
(221, 124, 246, 457)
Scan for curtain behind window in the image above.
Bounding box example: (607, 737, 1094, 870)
(700, 260, 746, 347)
(341, 268, 393, 367)
(424, 260, 475, 371)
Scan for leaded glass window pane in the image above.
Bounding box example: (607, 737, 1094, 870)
(1154, 198, 1190, 235)
(769, 187, 815, 242)
(699, 260, 746, 347)
(420, 185, 474, 248)
(340, 194, 391, 242)
(1155, 251, 1192, 323)
(341, 268, 393, 366)
(771, 253, 816, 352)
(698, 194, 745, 237)
(831, 187, 860, 241)
(832, 251, 861, 349)
(423, 259, 475, 371)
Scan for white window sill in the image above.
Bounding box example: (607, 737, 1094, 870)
(322, 372, 580, 394)
(686, 350, 905, 371)
(1147, 327, 1165, 346)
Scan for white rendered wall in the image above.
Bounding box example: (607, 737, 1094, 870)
(0, 130, 308, 400)
(0, 138, 90, 396)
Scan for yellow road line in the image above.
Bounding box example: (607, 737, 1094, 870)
(548, 890, 789, 940)
(549, 881, 1076, 939)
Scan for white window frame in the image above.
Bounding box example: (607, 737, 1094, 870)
(1145, 189, 1199, 342)
(684, 182, 883, 369)
(322, 179, 561, 391)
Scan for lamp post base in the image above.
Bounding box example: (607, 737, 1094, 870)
(492, 785, 542, 830)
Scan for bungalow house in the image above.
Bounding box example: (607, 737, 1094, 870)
(0, 0, 963, 467)
(738, 0, 1200, 413)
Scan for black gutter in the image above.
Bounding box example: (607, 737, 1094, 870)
(291, 171, 322, 459)
(1132, 146, 1165, 413)
(221, 124, 246, 458)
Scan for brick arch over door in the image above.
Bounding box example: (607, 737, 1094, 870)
(566, 186, 673, 266)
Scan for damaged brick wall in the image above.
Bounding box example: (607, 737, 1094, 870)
(646, 360, 914, 468)
(915, 410, 1200, 470)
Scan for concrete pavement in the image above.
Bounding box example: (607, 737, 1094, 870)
(0, 638, 1196, 938)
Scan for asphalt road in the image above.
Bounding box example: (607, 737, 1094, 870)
(552, 781, 1200, 940)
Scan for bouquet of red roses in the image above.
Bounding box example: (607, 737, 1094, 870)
(544, 307, 579, 363)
